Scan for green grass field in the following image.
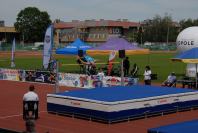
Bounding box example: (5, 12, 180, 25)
(0, 52, 186, 83)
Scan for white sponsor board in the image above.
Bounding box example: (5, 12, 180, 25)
(58, 73, 91, 88)
(186, 64, 198, 77)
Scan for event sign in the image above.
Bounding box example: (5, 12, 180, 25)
(0, 68, 20, 81)
(43, 25, 53, 69)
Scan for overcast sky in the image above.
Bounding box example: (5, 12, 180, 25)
(0, 0, 197, 26)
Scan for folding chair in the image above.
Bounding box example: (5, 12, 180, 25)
(162, 79, 177, 87)
(23, 101, 39, 120)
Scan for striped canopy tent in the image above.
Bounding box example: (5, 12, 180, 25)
(87, 37, 149, 55)
(172, 47, 198, 88)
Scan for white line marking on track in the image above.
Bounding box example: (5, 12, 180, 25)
(0, 111, 47, 119)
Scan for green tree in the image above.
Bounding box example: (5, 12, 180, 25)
(126, 28, 139, 42)
(140, 14, 179, 43)
(179, 18, 198, 30)
(14, 7, 51, 42)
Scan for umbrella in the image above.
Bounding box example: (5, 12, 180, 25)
(172, 47, 198, 88)
(56, 38, 92, 55)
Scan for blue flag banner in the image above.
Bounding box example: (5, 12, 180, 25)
(43, 25, 53, 69)
(11, 38, 15, 68)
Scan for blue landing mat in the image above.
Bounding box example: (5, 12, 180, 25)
(55, 85, 197, 102)
(148, 119, 198, 133)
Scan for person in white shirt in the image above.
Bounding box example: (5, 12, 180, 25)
(23, 85, 39, 120)
(144, 65, 152, 85)
(162, 72, 177, 87)
(131, 63, 139, 77)
(97, 68, 105, 87)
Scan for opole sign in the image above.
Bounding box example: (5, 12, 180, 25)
(176, 26, 198, 52)
(176, 27, 198, 77)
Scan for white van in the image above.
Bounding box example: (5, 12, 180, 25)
(32, 42, 44, 50)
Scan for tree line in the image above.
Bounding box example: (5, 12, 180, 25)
(128, 14, 198, 44)
(14, 7, 198, 44)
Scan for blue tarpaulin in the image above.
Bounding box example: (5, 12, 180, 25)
(56, 38, 92, 55)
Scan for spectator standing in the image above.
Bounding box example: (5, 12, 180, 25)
(27, 71, 33, 81)
(144, 65, 152, 85)
(123, 57, 130, 76)
(97, 68, 105, 87)
(131, 63, 139, 77)
(97, 68, 105, 81)
(49, 72, 55, 83)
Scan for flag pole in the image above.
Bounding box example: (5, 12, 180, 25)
(11, 38, 15, 68)
(121, 59, 124, 86)
(54, 60, 59, 93)
(196, 64, 197, 89)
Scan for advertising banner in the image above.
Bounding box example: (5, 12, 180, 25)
(25, 70, 55, 84)
(59, 73, 91, 88)
(0, 68, 21, 81)
(0, 68, 138, 88)
(58, 73, 139, 88)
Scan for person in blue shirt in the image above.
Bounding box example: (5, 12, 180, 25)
(77, 55, 95, 65)
(84, 55, 95, 63)
(84, 55, 96, 74)
(77, 55, 96, 75)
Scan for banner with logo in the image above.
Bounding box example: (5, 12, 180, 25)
(0, 68, 55, 84)
(0, 68, 21, 81)
(43, 25, 53, 69)
(58, 73, 91, 88)
(58, 73, 139, 88)
(25, 70, 55, 84)
(0, 68, 138, 87)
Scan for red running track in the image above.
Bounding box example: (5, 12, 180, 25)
(1, 80, 198, 133)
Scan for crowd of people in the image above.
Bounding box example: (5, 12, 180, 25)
(76, 55, 179, 86)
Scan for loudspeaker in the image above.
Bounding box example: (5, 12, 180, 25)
(119, 50, 125, 58)
(78, 50, 83, 57)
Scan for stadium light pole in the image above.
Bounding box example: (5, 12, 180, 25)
(166, 23, 169, 45)
(166, 11, 172, 45)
